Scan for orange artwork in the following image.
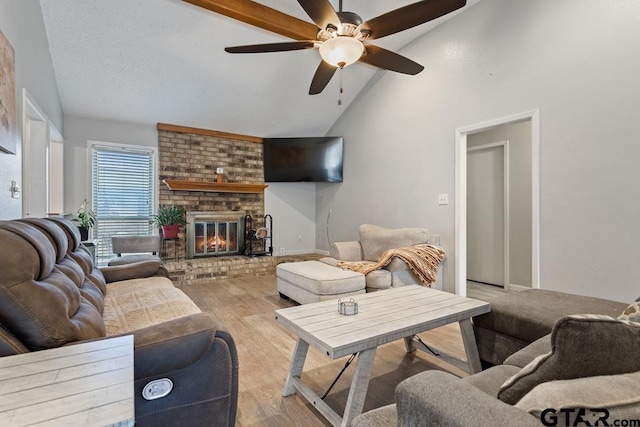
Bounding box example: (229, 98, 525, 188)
(0, 29, 16, 154)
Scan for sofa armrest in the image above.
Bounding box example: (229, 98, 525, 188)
(123, 313, 239, 426)
(100, 260, 168, 283)
(396, 371, 540, 427)
(127, 313, 226, 378)
(329, 241, 363, 261)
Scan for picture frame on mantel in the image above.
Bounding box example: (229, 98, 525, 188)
(0, 28, 16, 154)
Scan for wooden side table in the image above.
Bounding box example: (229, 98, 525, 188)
(0, 335, 135, 426)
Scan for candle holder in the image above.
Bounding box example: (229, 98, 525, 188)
(338, 298, 358, 316)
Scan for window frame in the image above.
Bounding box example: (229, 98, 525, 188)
(88, 140, 158, 265)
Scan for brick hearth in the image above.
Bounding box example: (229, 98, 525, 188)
(166, 253, 324, 286)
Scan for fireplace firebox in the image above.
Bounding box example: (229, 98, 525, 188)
(186, 211, 243, 259)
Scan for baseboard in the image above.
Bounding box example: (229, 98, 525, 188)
(315, 249, 330, 256)
(275, 249, 319, 256)
(506, 283, 531, 292)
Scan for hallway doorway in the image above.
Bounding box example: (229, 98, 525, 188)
(455, 110, 540, 297)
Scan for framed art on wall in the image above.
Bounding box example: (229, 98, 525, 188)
(0, 29, 16, 154)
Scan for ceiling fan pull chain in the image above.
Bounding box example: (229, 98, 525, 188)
(338, 67, 344, 106)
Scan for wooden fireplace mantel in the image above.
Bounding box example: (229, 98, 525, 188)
(162, 179, 267, 194)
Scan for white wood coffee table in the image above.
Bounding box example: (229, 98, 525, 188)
(274, 285, 490, 427)
(0, 335, 134, 426)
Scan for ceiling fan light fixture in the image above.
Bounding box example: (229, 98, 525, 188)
(319, 36, 364, 68)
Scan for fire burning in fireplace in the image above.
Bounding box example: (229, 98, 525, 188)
(196, 235, 227, 252)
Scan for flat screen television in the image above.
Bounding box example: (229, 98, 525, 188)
(263, 136, 343, 183)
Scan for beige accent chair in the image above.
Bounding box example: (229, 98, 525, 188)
(321, 224, 444, 291)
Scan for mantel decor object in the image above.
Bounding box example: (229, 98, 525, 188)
(216, 167, 224, 183)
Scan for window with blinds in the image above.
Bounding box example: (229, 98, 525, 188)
(91, 143, 156, 266)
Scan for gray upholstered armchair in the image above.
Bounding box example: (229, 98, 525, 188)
(109, 235, 162, 266)
(321, 224, 444, 291)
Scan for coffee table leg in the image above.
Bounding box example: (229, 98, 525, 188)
(341, 348, 377, 427)
(283, 338, 309, 396)
(459, 318, 482, 374)
(403, 336, 416, 353)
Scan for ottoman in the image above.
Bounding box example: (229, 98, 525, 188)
(277, 260, 366, 304)
(472, 289, 628, 365)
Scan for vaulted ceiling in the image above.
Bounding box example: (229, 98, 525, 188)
(39, 0, 479, 137)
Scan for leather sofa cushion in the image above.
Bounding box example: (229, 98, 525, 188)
(359, 224, 429, 262)
(0, 222, 106, 350)
(498, 315, 640, 405)
(103, 277, 201, 336)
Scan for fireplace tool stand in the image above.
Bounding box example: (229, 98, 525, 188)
(243, 214, 273, 257)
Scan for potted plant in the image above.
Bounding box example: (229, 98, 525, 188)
(153, 205, 187, 239)
(73, 199, 97, 241)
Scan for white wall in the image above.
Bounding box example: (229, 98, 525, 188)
(318, 0, 640, 303)
(63, 116, 157, 214)
(0, 0, 62, 219)
(265, 183, 317, 255)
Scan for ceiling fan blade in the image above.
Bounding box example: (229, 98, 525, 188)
(359, 0, 467, 40)
(309, 61, 337, 95)
(182, 0, 318, 40)
(359, 45, 424, 75)
(297, 0, 340, 31)
(225, 41, 315, 54)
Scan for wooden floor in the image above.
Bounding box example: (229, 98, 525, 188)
(180, 276, 502, 427)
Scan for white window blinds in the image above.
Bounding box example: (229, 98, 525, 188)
(91, 144, 156, 265)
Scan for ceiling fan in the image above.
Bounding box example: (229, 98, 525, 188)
(184, 0, 467, 95)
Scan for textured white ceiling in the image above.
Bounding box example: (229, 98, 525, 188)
(39, 0, 479, 137)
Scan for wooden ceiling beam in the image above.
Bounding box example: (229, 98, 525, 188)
(182, 0, 319, 41)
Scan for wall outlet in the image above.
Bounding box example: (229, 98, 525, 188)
(216, 167, 224, 174)
(438, 194, 449, 205)
(279, 247, 285, 254)
(298, 235, 302, 242)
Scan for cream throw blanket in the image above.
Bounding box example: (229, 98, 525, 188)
(337, 244, 445, 287)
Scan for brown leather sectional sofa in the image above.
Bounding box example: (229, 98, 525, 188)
(0, 218, 238, 426)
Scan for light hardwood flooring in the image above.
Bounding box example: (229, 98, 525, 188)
(467, 280, 510, 300)
(179, 275, 503, 427)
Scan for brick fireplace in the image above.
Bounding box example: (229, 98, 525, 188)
(157, 123, 272, 284)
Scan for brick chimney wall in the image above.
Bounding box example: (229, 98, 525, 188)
(157, 124, 265, 261)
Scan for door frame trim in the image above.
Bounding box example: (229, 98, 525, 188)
(467, 140, 510, 289)
(455, 110, 540, 296)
